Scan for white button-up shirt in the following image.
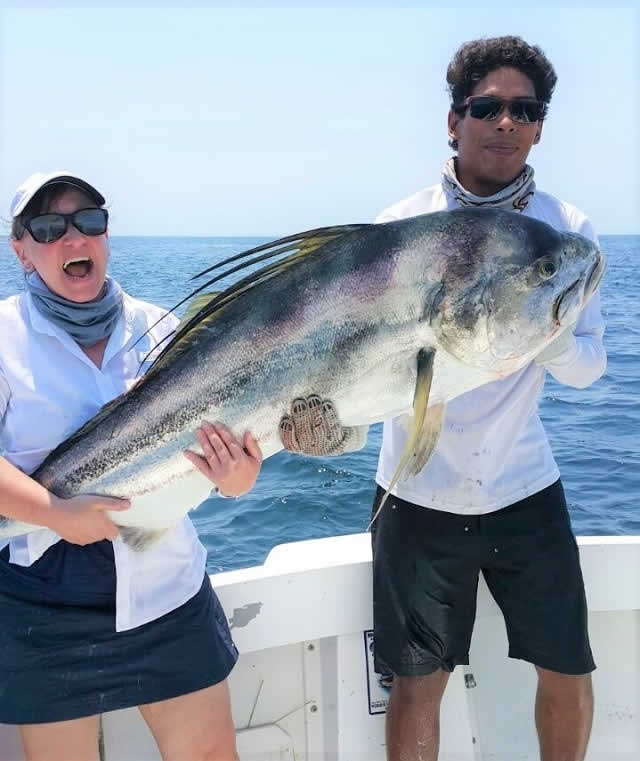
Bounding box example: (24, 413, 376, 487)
(375, 184, 607, 514)
(0, 290, 207, 631)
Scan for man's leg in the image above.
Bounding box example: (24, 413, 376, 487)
(386, 670, 450, 761)
(370, 487, 480, 761)
(535, 668, 593, 761)
(481, 482, 596, 761)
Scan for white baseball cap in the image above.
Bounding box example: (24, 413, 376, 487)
(10, 171, 105, 218)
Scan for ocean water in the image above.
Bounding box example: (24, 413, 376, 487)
(0, 234, 637, 572)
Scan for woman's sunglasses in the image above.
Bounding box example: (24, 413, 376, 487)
(456, 96, 546, 124)
(18, 208, 109, 244)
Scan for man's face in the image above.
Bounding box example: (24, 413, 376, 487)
(447, 66, 543, 195)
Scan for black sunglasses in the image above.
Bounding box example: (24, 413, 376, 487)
(456, 96, 546, 124)
(18, 208, 109, 244)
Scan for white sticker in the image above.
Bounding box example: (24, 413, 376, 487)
(364, 630, 392, 715)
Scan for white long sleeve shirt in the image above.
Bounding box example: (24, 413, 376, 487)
(0, 291, 207, 631)
(375, 183, 606, 514)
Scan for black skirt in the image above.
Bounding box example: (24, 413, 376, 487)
(0, 540, 238, 724)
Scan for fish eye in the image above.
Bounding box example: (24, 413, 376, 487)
(537, 257, 556, 280)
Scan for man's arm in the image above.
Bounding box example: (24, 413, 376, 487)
(535, 217, 607, 389)
(535, 291, 606, 388)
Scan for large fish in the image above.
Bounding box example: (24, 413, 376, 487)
(0, 208, 605, 548)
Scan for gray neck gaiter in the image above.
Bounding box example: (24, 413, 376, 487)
(25, 271, 124, 346)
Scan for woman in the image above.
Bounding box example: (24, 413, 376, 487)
(0, 171, 262, 761)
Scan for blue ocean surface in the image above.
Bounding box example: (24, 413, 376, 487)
(0, 234, 637, 572)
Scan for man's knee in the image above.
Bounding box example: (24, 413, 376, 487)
(202, 751, 239, 761)
(167, 743, 237, 761)
(535, 667, 593, 705)
(391, 670, 450, 707)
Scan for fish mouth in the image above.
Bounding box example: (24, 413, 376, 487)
(62, 257, 93, 278)
(552, 252, 606, 324)
(584, 252, 606, 297)
(552, 279, 581, 324)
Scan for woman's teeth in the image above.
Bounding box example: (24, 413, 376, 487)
(62, 258, 93, 278)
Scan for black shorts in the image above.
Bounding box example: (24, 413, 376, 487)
(371, 480, 595, 677)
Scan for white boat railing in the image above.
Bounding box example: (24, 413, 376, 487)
(2, 533, 639, 760)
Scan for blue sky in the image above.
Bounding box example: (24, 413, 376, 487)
(0, 5, 638, 235)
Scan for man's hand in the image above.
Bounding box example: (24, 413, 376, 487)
(279, 395, 368, 456)
(184, 422, 262, 497)
(535, 326, 579, 367)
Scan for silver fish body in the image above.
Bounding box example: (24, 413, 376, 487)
(0, 208, 605, 546)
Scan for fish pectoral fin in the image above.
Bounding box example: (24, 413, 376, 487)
(367, 347, 436, 530)
(403, 403, 446, 479)
(119, 526, 170, 552)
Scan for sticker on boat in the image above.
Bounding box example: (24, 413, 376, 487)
(364, 630, 391, 714)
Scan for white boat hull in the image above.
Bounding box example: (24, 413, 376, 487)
(2, 534, 639, 760)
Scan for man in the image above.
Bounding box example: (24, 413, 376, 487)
(282, 36, 605, 761)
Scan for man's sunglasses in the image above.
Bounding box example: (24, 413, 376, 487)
(18, 208, 109, 244)
(456, 96, 546, 124)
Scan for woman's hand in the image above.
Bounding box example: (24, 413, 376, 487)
(184, 422, 263, 497)
(47, 494, 131, 545)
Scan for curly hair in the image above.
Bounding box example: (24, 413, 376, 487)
(446, 36, 557, 149)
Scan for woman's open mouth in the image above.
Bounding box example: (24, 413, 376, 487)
(62, 258, 94, 279)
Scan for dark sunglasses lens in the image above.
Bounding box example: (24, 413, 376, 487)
(468, 98, 503, 120)
(29, 214, 67, 243)
(510, 100, 543, 123)
(74, 209, 108, 236)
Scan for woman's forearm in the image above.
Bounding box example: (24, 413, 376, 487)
(0, 456, 57, 529)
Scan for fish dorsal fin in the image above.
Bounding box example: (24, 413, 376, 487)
(140, 223, 372, 380)
(127, 223, 369, 372)
(133, 292, 221, 376)
(368, 347, 438, 529)
(189, 224, 371, 283)
(178, 292, 221, 327)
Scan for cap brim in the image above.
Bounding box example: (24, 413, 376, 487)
(11, 173, 105, 217)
